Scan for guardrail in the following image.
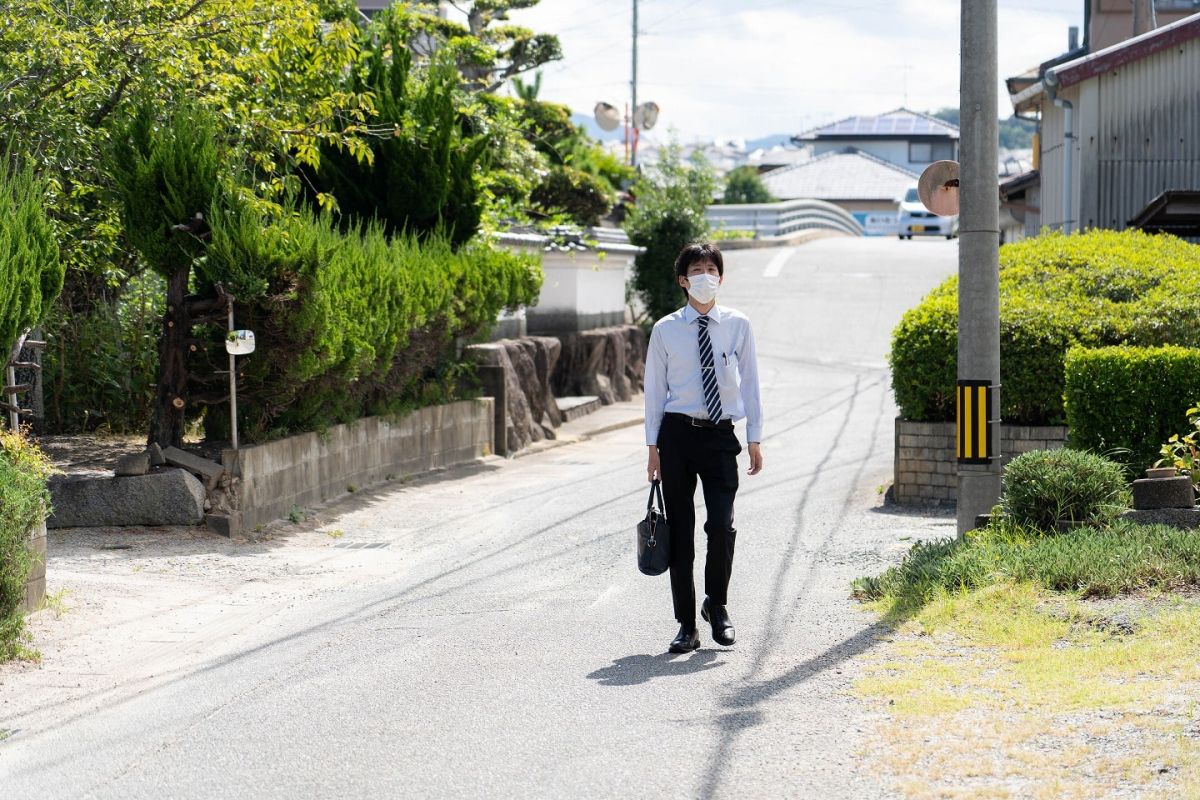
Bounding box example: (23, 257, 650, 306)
(706, 198, 864, 238)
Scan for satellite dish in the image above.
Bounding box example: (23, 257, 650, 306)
(918, 160, 961, 216)
(633, 101, 660, 131)
(594, 102, 621, 132)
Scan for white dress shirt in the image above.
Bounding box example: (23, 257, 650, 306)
(644, 303, 764, 446)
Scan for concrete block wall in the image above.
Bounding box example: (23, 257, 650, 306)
(23, 521, 46, 613)
(225, 399, 493, 532)
(893, 418, 1069, 506)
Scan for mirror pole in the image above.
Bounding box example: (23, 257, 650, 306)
(228, 302, 239, 451)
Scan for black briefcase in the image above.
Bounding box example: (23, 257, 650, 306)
(637, 480, 671, 576)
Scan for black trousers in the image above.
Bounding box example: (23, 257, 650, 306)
(656, 414, 741, 625)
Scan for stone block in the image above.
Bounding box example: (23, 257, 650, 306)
(49, 469, 206, 528)
(148, 443, 165, 467)
(114, 452, 150, 477)
(1132, 477, 1194, 510)
(1121, 507, 1200, 529)
(162, 446, 226, 490)
(23, 521, 47, 613)
(205, 512, 241, 538)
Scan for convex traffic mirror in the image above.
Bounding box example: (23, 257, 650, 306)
(225, 330, 256, 356)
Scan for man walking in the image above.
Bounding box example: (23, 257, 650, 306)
(644, 242, 764, 653)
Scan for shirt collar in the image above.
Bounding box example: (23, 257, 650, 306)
(681, 304, 724, 325)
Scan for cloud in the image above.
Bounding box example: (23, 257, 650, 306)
(505, 0, 1083, 140)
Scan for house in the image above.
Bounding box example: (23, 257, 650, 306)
(791, 108, 959, 174)
(1007, 13, 1200, 238)
(759, 148, 918, 234)
(1087, 0, 1198, 50)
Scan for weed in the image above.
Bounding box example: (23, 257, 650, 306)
(254, 523, 265, 534)
(346, 484, 358, 493)
(385, 473, 397, 481)
(41, 588, 71, 619)
(288, 505, 306, 524)
(326, 529, 344, 539)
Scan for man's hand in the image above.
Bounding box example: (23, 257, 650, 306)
(747, 442, 763, 476)
(647, 446, 661, 482)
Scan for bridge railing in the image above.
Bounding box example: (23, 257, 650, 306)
(705, 198, 864, 238)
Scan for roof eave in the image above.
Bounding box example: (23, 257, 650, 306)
(1048, 13, 1200, 90)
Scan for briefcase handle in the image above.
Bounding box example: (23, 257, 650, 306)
(647, 479, 666, 515)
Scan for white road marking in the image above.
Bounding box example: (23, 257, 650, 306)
(762, 247, 797, 278)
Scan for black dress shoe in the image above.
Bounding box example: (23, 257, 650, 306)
(701, 597, 735, 646)
(669, 624, 701, 653)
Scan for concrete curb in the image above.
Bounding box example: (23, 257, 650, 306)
(715, 230, 847, 250)
(512, 414, 645, 459)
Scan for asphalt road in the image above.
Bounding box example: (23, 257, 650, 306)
(2, 236, 958, 799)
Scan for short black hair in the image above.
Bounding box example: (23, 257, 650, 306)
(674, 242, 725, 290)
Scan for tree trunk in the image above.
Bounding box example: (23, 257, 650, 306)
(148, 266, 191, 449)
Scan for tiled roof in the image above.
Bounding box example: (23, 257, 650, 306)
(760, 148, 918, 202)
(797, 108, 959, 140)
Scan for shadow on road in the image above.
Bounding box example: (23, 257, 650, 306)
(587, 650, 724, 686)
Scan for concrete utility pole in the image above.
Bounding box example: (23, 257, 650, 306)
(1132, 0, 1157, 36)
(631, 0, 639, 167)
(957, 0, 1002, 536)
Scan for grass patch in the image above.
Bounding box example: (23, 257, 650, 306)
(856, 583, 1200, 798)
(854, 520, 1200, 617)
(855, 515, 1200, 797)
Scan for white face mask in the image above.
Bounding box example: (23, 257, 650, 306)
(687, 273, 721, 305)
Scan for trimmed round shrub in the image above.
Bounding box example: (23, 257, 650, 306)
(890, 230, 1200, 424)
(1002, 448, 1130, 530)
(531, 166, 613, 227)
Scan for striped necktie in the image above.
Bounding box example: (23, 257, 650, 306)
(698, 315, 723, 422)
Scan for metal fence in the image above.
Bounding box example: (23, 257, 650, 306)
(705, 198, 865, 238)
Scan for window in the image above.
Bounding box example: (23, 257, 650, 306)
(909, 141, 956, 163)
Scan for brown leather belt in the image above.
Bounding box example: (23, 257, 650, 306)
(665, 412, 733, 431)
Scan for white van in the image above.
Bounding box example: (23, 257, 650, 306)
(897, 185, 958, 240)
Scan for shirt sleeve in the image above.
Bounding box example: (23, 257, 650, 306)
(644, 324, 669, 446)
(738, 320, 764, 443)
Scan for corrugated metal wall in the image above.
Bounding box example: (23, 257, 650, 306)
(1089, 35, 1200, 230)
(1037, 86, 1080, 232)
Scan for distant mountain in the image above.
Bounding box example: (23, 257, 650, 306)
(570, 113, 625, 142)
(745, 133, 794, 151)
(568, 115, 796, 151)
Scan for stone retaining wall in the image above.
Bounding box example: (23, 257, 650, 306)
(893, 418, 1069, 505)
(224, 399, 493, 532)
(23, 521, 46, 613)
(466, 325, 646, 457)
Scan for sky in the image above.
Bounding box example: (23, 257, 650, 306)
(491, 0, 1086, 144)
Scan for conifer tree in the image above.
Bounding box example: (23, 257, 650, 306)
(111, 105, 228, 448)
(0, 159, 63, 362)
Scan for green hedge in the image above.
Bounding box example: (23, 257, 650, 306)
(0, 432, 52, 661)
(1064, 345, 1200, 473)
(890, 230, 1200, 425)
(206, 207, 543, 441)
